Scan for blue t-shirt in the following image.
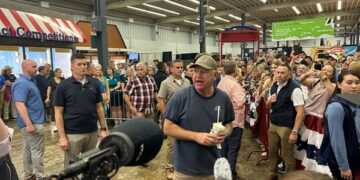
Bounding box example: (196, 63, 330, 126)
(11, 75, 45, 128)
(97, 79, 105, 93)
(0, 75, 5, 87)
(165, 86, 234, 175)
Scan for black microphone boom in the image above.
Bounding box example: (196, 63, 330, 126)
(56, 118, 164, 179)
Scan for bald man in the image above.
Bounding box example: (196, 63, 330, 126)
(12, 60, 46, 180)
(123, 62, 158, 120)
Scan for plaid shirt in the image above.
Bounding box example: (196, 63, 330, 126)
(124, 75, 157, 113)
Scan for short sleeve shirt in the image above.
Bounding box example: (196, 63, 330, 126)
(12, 75, 45, 128)
(165, 86, 235, 175)
(158, 76, 191, 102)
(54, 76, 102, 134)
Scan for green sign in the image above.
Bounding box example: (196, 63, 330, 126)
(272, 17, 334, 41)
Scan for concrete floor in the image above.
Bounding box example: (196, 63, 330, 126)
(7, 120, 271, 180)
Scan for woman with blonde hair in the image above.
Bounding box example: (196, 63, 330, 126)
(93, 65, 110, 116)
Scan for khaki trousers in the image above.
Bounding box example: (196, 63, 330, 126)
(268, 123, 295, 175)
(64, 132, 98, 167)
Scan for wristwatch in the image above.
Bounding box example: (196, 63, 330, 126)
(100, 127, 107, 131)
(291, 130, 298, 135)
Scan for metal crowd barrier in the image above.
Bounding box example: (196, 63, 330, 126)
(105, 90, 130, 129)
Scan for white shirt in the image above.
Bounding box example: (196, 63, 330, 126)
(0, 127, 14, 157)
(270, 80, 305, 107)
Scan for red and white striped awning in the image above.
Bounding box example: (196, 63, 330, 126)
(0, 7, 86, 43)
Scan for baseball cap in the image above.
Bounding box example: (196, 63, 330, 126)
(326, 54, 338, 60)
(2, 65, 13, 70)
(190, 54, 217, 70)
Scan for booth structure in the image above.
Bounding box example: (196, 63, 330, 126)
(218, 26, 260, 60)
(0, 7, 86, 77)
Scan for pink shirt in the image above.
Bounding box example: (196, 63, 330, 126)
(304, 78, 334, 117)
(218, 75, 246, 128)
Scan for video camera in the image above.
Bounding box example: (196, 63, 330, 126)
(50, 118, 164, 180)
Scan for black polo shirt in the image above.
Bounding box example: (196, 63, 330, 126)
(54, 76, 102, 134)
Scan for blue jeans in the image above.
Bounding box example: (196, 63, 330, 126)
(220, 127, 243, 177)
(0, 153, 19, 180)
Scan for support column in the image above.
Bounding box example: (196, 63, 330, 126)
(343, 26, 347, 45)
(199, 0, 206, 53)
(241, 14, 245, 26)
(262, 23, 266, 45)
(92, 0, 108, 72)
(356, 23, 359, 46)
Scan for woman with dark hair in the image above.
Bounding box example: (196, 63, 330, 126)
(45, 68, 65, 132)
(294, 64, 336, 173)
(106, 66, 123, 123)
(318, 70, 360, 180)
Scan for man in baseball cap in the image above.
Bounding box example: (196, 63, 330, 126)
(325, 54, 337, 67)
(164, 53, 234, 179)
(2, 65, 12, 71)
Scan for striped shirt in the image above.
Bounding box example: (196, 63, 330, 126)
(124, 75, 157, 114)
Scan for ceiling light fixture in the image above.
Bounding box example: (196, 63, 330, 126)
(274, 9, 279, 12)
(126, 6, 167, 17)
(337, 24, 340, 27)
(260, 0, 267, 3)
(337, 0, 342, 10)
(143, 3, 180, 15)
(337, 16, 341, 20)
(214, 16, 230, 23)
(187, 0, 216, 10)
(228, 14, 242, 21)
(254, 24, 262, 28)
(184, 20, 199, 25)
(196, 18, 215, 24)
(316, 3, 323, 12)
(165, 0, 198, 12)
(292, 6, 301, 15)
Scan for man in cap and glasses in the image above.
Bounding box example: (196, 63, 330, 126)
(164, 54, 234, 179)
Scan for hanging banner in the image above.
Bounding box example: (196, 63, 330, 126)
(344, 46, 357, 56)
(272, 17, 334, 41)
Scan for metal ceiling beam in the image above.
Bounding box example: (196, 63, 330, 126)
(269, 9, 360, 23)
(4, 0, 77, 19)
(107, 0, 161, 10)
(206, 21, 257, 30)
(157, 10, 247, 24)
(156, 0, 337, 24)
(334, 20, 357, 25)
(246, 0, 335, 12)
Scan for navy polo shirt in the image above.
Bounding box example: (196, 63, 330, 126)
(12, 75, 45, 128)
(54, 76, 102, 134)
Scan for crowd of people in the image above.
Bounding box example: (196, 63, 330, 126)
(0, 50, 359, 180)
